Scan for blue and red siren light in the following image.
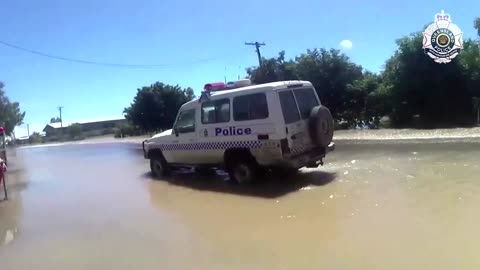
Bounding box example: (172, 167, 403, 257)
(203, 79, 253, 93)
(203, 82, 227, 92)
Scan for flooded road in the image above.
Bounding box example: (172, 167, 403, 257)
(1, 141, 480, 270)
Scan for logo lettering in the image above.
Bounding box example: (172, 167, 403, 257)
(422, 10, 463, 64)
(214, 127, 253, 136)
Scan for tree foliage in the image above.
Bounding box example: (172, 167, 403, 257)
(29, 132, 43, 144)
(123, 82, 195, 132)
(381, 32, 474, 127)
(345, 72, 390, 128)
(113, 122, 143, 138)
(0, 82, 26, 137)
(246, 18, 480, 129)
(50, 117, 61, 123)
(67, 123, 82, 139)
(475, 17, 480, 37)
(246, 51, 298, 83)
(247, 49, 368, 127)
(296, 49, 364, 123)
(125, 17, 480, 130)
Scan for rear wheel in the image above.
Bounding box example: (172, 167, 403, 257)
(226, 153, 263, 184)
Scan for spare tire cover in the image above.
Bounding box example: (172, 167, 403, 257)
(309, 105, 334, 147)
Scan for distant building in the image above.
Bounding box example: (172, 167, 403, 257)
(14, 136, 31, 145)
(43, 118, 128, 137)
(13, 134, 47, 145)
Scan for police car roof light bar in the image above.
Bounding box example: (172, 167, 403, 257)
(204, 79, 253, 92)
(204, 82, 227, 92)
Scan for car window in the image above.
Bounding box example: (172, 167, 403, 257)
(279, 90, 301, 124)
(293, 88, 319, 119)
(233, 93, 268, 121)
(201, 98, 230, 124)
(175, 109, 195, 133)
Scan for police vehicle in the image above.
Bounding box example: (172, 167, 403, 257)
(142, 79, 335, 183)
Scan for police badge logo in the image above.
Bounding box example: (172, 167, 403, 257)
(422, 10, 463, 64)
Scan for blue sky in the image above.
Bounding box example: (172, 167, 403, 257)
(1, 0, 479, 137)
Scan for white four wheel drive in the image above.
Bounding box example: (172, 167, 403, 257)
(142, 79, 335, 184)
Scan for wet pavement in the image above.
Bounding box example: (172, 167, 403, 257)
(1, 140, 480, 269)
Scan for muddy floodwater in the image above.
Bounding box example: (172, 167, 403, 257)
(1, 140, 480, 269)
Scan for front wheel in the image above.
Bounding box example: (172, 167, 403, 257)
(150, 158, 171, 178)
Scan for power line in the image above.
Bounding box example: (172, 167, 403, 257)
(0, 39, 219, 68)
(245, 41, 266, 66)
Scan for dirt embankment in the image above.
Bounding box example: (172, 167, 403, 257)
(15, 135, 150, 149)
(334, 127, 480, 142)
(16, 127, 480, 149)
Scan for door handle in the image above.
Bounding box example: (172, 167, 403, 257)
(172, 140, 179, 143)
(258, 134, 269, 140)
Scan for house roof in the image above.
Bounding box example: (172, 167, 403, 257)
(44, 122, 64, 129)
(43, 117, 126, 131)
(16, 134, 46, 140)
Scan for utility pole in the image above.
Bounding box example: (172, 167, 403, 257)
(27, 124, 30, 137)
(224, 66, 227, 84)
(245, 41, 266, 66)
(58, 106, 64, 128)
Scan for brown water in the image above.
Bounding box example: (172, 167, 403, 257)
(1, 141, 480, 270)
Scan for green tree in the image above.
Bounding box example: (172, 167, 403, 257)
(50, 117, 61, 123)
(123, 82, 195, 132)
(474, 17, 480, 37)
(345, 72, 390, 128)
(473, 97, 480, 125)
(295, 49, 364, 123)
(67, 123, 82, 139)
(247, 48, 365, 126)
(381, 31, 474, 128)
(472, 18, 480, 125)
(113, 122, 142, 138)
(29, 132, 43, 144)
(0, 82, 26, 137)
(246, 51, 298, 84)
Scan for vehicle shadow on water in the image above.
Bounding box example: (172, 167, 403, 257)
(142, 169, 337, 198)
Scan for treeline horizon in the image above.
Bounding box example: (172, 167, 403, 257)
(121, 17, 480, 132)
(244, 19, 480, 129)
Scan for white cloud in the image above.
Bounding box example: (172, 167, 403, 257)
(339, 40, 353, 50)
